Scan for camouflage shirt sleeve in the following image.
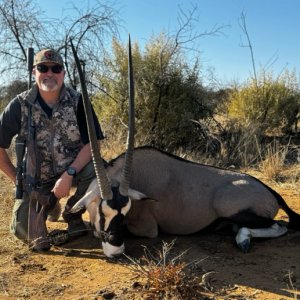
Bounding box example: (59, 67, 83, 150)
(77, 96, 104, 145)
(0, 97, 21, 148)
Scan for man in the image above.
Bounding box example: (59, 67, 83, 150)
(0, 49, 103, 249)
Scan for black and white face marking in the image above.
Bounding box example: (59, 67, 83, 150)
(100, 187, 132, 258)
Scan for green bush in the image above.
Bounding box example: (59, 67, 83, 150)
(226, 70, 300, 134)
(92, 35, 214, 152)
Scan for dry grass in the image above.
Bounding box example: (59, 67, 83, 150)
(256, 142, 300, 191)
(123, 240, 231, 299)
(278, 164, 300, 190)
(259, 142, 287, 182)
(283, 270, 300, 299)
(0, 174, 28, 271)
(100, 134, 127, 161)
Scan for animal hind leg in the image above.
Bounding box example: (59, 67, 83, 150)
(229, 209, 275, 229)
(229, 210, 288, 252)
(236, 223, 288, 252)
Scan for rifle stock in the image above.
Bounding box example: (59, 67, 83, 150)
(15, 138, 26, 199)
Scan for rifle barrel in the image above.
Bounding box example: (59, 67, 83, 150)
(27, 48, 34, 89)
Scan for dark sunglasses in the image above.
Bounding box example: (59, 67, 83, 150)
(36, 64, 64, 74)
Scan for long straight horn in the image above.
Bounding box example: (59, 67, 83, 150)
(119, 35, 135, 196)
(70, 39, 113, 201)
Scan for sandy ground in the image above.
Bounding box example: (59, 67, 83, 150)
(0, 173, 299, 299)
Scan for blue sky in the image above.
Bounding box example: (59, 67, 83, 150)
(42, 0, 300, 86)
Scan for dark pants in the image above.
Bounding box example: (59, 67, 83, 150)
(10, 161, 95, 241)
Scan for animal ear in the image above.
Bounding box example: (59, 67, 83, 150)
(128, 188, 148, 200)
(69, 187, 99, 213)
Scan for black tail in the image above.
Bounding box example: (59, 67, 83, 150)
(276, 195, 300, 230)
(265, 184, 300, 230)
(252, 176, 300, 230)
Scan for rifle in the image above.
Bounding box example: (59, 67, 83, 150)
(15, 48, 34, 200)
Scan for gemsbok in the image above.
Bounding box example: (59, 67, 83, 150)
(71, 36, 300, 258)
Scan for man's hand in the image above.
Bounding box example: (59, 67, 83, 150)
(52, 172, 73, 199)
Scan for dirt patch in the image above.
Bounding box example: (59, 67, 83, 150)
(0, 176, 299, 299)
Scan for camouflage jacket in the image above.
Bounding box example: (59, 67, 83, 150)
(18, 84, 83, 183)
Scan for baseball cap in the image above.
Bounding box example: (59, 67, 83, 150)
(33, 49, 64, 66)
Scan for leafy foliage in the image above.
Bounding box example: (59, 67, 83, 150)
(0, 0, 120, 89)
(226, 70, 300, 134)
(0, 80, 27, 112)
(93, 35, 215, 152)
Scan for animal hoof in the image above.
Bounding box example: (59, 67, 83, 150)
(237, 239, 251, 253)
(235, 227, 251, 253)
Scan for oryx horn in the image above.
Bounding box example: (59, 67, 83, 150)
(70, 39, 113, 201)
(119, 34, 135, 196)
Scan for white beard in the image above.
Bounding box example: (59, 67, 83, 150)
(40, 78, 59, 92)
